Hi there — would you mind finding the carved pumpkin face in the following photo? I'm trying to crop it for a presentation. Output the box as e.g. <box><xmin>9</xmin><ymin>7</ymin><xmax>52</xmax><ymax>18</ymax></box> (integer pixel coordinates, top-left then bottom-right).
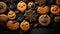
<box><xmin>51</xmin><ymin>5</ymin><xmax>60</xmax><ymax>15</ymax></box>
<box><xmin>17</xmin><ymin>1</ymin><xmax>27</xmax><ymax>13</ymax></box>
<box><xmin>0</xmin><ymin>2</ymin><xmax>7</xmax><ymax>13</ymax></box>
<box><xmin>37</xmin><ymin>6</ymin><xmax>49</xmax><ymax>14</ymax></box>
<box><xmin>28</xmin><ymin>2</ymin><xmax>35</xmax><ymax>9</ymax></box>
<box><xmin>0</xmin><ymin>14</ymin><xmax>8</xmax><ymax>23</ymax></box>
<box><xmin>7</xmin><ymin>21</ymin><xmax>19</xmax><ymax>30</ymax></box>
<box><xmin>8</xmin><ymin>10</ymin><xmax>16</xmax><ymax>20</ymax></box>
<box><xmin>20</xmin><ymin>20</ymin><xmax>30</xmax><ymax>32</ymax></box>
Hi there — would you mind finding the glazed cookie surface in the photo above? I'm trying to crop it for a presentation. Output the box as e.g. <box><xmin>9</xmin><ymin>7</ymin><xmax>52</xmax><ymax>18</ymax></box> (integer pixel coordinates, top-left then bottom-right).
<box><xmin>0</xmin><ymin>2</ymin><xmax>7</xmax><ymax>13</ymax></box>
<box><xmin>37</xmin><ymin>6</ymin><xmax>49</xmax><ymax>14</ymax></box>
<box><xmin>7</xmin><ymin>21</ymin><xmax>19</xmax><ymax>30</ymax></box>
<box><xmin>39</xmin><ymin>14</ymin><xmax>51</xmax><ymax>26</ymax></box>
<box><xmin>20</xmin><ymin>20</ymin><xmax>30</xmax><ymax>32</ymax></box>
<box><xmin>17</xmin><ymin>1</ymin><xmax>27</xmax><ymax>13</ymax></box>
<box><xmin>0</xmin><ymin>14</ymin><xmax>8</xmax><ymax>23</ymax></box>
<box><xmin>8</xmin><ymin>10</ymin><xmax>16</xmax><ymax>20</ymax></box>
<box><xmin>51</xmin><ymin>5</ymin><xmax>60</xmax><ymax>15</ymax></box>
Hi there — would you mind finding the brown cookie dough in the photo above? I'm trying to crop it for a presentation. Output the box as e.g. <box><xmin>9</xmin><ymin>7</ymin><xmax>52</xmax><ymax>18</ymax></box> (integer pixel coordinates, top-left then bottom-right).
<box><xmin>37</xmin><ymin>6</ymin><xmax>49</xmax><ymax>14</ymax></box>
<box><xmin>56</xmin><ymin>0</ymin><xmax>60</xmax><ymax>6</ymax></box>
<box><xmin>20</xmin><ymin>20</ymin><xmax>30</xmax><ymax>32</ymax></box>
<box><xmin>35</xmin><ymin>0</ymin><xmax>46</xmax><ymax>6</ymax></box>
<box><xmin>28</xmin><ymin>2</ymin><xmax>35</xmax><ymax>9</ymax></box>
<box><xmin>0</xmin><ymin>14</ymin><xmax>8</xmax><ymax>23</ymax></box>
<box><xmin>0</xmin><ymin>2</ymin><xmax>7</xmax><ymax>13</ymax></box>
<box><xmin>54</xmin><ymin>16</ymin><xmax>60</xmax><ymax>23</ymax></box>
<box><xmin>7</xmin><ymin>21</ymin><xmax>19</xmax><ymax>30</ymax></box>
<box><xmin>17</xmin><ymin>1</ymin><xmax>27</xmax><ymax>13</ymax></box>
<box><xmin>50</xmin><ymin>5</ymin><xmax>60</xmax><ymax>15</ymax></box>
<box><xmin>39</xmin><ymin>14</ymin><xmax>51</xmax><ymax>26</ymax></box>
<box><xmin>8</xmin><ymin>10</ymin><xmax>16</xmax><ymax>20</ymax></box>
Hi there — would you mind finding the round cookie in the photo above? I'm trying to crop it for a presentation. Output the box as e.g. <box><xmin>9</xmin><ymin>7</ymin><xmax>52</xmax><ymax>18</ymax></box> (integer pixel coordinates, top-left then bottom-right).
<box><xmin>39</xmin><ymin>14</ymin><xmax>51</xmax><ymax>26</ymax></box>
<box><xmin>7</xmin><ymin>21</ymin><xmax>19</xmax><ymax>30</ymax></box>
<box><xmin>17</xmin><ymin>1</ymin><xmax>27</xmax><ymax>13</ymax></box>
<box><xmin>54</xmin><ymin>16</ymin><xmax>60</xmax><ymax>23</ymax></box>
<box><xmin>8</xmin><ymin>10</ymin><xmax>16</xmax><ymax>20</ymax></box>
<box><xmin>28</xmin><ymin>2</ymin><xmax>35</xmax><ymax>9</ymax></box>
<box><xmin>56</xmin><ymin>0</ymin><xmax>60</xmax><ymax>6</ymax></box>
<box><xmin>37</xmin><ymin>6</ymin><xmax>49</xmax><ymax>14</ymax></box>
<box><xmin>0</xmin><ymin>2</ymin><xmax>7</xmax><ymax>13</ymax></box>
<box><xmin>20</xmin><ymin>20</ymin><xmax>30</xmax><ymax>32</ymax></box>
<box><xmin>51</xmin><ymin>5</ymin><xmax>60</xmax><ymax>15</ymax></box>
<box><xmin>0</xmin><ymin>14</ymin><xmax>8</xmax><ymax>23</ymax></box>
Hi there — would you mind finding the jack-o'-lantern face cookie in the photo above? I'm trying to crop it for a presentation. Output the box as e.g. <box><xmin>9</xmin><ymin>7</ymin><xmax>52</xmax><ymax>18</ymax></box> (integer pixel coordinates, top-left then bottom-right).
<box><xmin>7</xmin><ymin>21</ymin><xmax>19</xmax><ymax>30</ymax></box>
<box><xmin>17</xmin><ymin>1</ymin><xmax>27</xmax><ymax>13</ymax></box>
<box><xmin>56</xmin><ymin>0</ymin><xmax>60</xmax><ymax>6</ymax></box>
<box><xmin>8</xmin><ymin>10</ymin><xmax>16</xmax><ymax>20</ymax></box>
<box><xmin>51</xmin><ymin>5</ymin><xmax>60</xmax><ymax>15</ymax></box>
<box><xmin>37</xmin><ymin>6</ymin><xmax>49</xmax><ymax>14</ymax></box>
<box><xmin>28</xmin><ymin>2</ymin><xmax>35</xmax><ymax>9</ymax></box>
<box><xmin>0</xmin><ymin>14</ymin><xmax>8</xmax><ymax>23</ymax></box>
<box><xmin>20</xmin><ymin>20</ymin><xmax>30</xmax><ymax>32</ymax></box>
<box><xmin>39</xmin><ymin>15</ymin><xmax>51</xmax><ymax>26</ymax></box>
<box><xmin>0</xmin><ymin>2</ymin><xmax>7</xmax><ymax>13</ymax></box>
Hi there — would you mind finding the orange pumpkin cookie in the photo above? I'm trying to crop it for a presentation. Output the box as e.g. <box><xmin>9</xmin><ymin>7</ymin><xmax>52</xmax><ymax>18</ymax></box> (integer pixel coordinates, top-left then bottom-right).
<box><xmin>54</xmin><ymin>16</ymin><xmax>60</xmax><ymax>23</ymax></box>
<box><xmin>8</xmin><ymin>10</ymin><xmax>16</xmax><ymax>20</ymax></box>
<box><xmin>39</xmin><ymin>14</ymin><xmax>51</xmax><ymax>26</ymax></box>
<box><xmin>20</xmin><ymin>20</ymin><xmax>30</xmax><ymax>32</ymax></box>
<box><xmin>56</xmin><ymin>0</ymin><xmax>60</xmax><ymax>6</ymax></box>
<box><xmin>7</xmin><ymin>21</ymin><xmax>19</xmax><ymax>30</ymax></box>
<box><xmin>51</xmin><ymin>5</ymin><xmax>60</xmax><ymax>15</ymax></box>
<box><xmin>0</xmin><ymin>2</ymin><xmax>7</xmax><ymax>13</ymax></box>
<box><xmin>37</xmin><ymin>6</ymin><xmax>49</xmax><ymax>14</ymax></box>
<box><xmin>17</xmin><ymin>1</ymin><xmax>27</xmax><ymax>13</ymax></box>
<box><xmin>28</xmin><ymin>2</ymin><xmax>35</xmax><ymax>9</ymax></box>
<box><xmin>0</xmin><ymin>14</ymin><xmax>8</xmax><ymax>23</ymax></box>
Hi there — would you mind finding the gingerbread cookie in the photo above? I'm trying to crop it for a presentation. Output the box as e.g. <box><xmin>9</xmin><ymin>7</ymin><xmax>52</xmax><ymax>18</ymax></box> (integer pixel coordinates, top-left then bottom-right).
<box><xmin>7</xmin><ymin>21</ymin><xmax>19</xmax><ymax>30</ymax></box>
<box><xmin>20</xmin><ymin>20</ymin><xmax>30</xmax><ymax>32</ymax></box>
<box><xmin>17</xmin><ymin>1</ymin><xmax>27</xmax><ymax>13</ymax></box>
<box><xmin>56</xmin><ymin>0</ymin><xmax>60</xmax><ymax>6</ymax></box>
<box><xmin>28</xmin><ymin>2</ymin><xmax>35</xmax><ymax>9</ymax></box>
<box><xmin>39</xmin><ymin>14</ymin><xmax>51</xmax><ymax>26</ymax></box>
<box><xmin>0</xmin><ymin>2</ymin><xmax>7</xmax><ymax>13</ymax></box>
<box><xmin>0</xmin><ymin>14</ymin><xmax>8</xmax><ymax>23</ymax></box>
<box><xmin>54</xmin><ymin>16</ymin><xmax>60</xmax><ymax>23</ymax></box>
<box><xmin>51</xmin><ymin>5</ymin><xmax>60</xmax><ymax>15</ymax></box>
<box><xmin>8</xmin><ymin>10</ymin><xmax>16</xmax><ymax>20</ymax></box>
<box><xmin>37</xmin><ymin>6</ymin><xmax>49</xmax><ymax>14</ymax></box>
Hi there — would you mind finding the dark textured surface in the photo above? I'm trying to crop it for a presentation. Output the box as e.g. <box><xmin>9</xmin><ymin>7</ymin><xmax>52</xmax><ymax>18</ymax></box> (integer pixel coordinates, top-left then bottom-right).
<box><xmin>0</xmin><ymin>0</ymin><xmax>60</xmax><ymax>34</ymax></box>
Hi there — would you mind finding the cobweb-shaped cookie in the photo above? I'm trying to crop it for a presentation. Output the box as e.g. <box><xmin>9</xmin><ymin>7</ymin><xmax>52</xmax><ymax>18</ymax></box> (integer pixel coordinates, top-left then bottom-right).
<box><xmin>24</xmin><ymin>9</ymin><xmax>38</xmax><ymax>22</ymax></box>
